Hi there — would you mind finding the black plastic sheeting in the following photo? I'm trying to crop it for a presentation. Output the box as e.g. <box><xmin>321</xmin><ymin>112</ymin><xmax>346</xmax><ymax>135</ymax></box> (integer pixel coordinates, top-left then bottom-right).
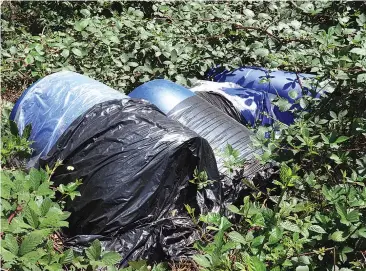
<box><xmin>195</xmin><ymin>91</ymin><xmax>244</xmax><ymax>124</ymax></box>
<box><xmin>167</xmin><ymin>95</ymin><xmax>262</xmax><ymax>176</ymax></box>
<box><xmin>40</xmin><ymin>99</ymin><xmax>222</xmax><ymax>265</ymax></box>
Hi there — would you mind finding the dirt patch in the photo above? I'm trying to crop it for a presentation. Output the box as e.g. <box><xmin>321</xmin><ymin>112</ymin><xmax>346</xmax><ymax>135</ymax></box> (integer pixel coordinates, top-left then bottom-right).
<box><xmin>1</xmin><ymin>88</ymin><xmax>23</xmax><ymax>103</ymax></box>
<box><xmin>170</xmin><ymin>260</ymin><xmax>199</xmax><ymax>271</ymax></box>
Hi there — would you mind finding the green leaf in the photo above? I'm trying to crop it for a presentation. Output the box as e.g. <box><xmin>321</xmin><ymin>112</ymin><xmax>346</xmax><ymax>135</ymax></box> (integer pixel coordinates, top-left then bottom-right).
<box><xmin>280</xmin><ymin>164</ymin><xmax>292</xmax><ymax>183</ymax></box>
<box><xmin>228</xmin><ymin>231</ymin><xmax>246</xmax><ymax>245</ymax></box>
<box><xmin>102</xmin><ymin>251</ymin><xmax>122</xmax><ymax>265</ymax></box>
<box><xmin>171</xmin><ymin>49</ymin><xmax>177</xmax><ymax>62</ymax></box>
<box><xmin>299</xmin><ymin>255</ymin><xmax>310</xmax><ymax>265</ymax></box>
<box><xmin>36</xmin><ymin>181</ymin><xmax>54</xmax><ymax>196</ymax></box>
<box><xmin>321</xmin><ymin>133</ymin><xmax>329</xmax><ymax>144</ymax></box>
<box><xmin>7</xmin><ymin>217</ymin><xmax>33</xmax><ymax>233</ymax></box>
<box><xmin>61</xmin><ymin>49</ymin><xmax>69</xmax><ymax>58</ymax></box>
<box><xmin>60</xmin><ymin>249</ymin><xmax>74</xmax><ymax>264</ymax></box>
<box><xmin>288</xmin><ymin>90</ymin><xmax>298</xmax><ymax>99</ymax></box>
<box><xmin>254</xmin><ymin>48</ymin><xmax>269</xmax><ymax>57</ymax></box>
<box><xmin>85</xmin><ymin>239</ymin><xmax>102</xmax><ymax>261</ymax></box>
<box><xmin>128</xmin><ymin>62</ymin><xmax>139</xmax><ymax>67</ymax></box>
<box><xmin>346</xmin><ymin>210</ymin><xmax>359</xmax><ymax>223</ymax></box>
<box><xmin>34</xmin><ymin>55</ymin><xmax>45</xmax><ymax>62</ymax></box>
<box><xmin>357</xmin><ymin>73</ymin><xmax>366</xmax><ymax>83</ymax></box>
<box><xmin>235</xmin><ymin>262</ymin><xmax>247</xmax><ymax>270</ymax></box>
<box><xmin>202</xmin><ymin>212</ymin><xmax>219</xmax><ymax>226</ymax></box>
<box><xmin>219</xmin><ymin>216</ymin><xmax>232</xmax><ymax>231</ymax></box>
<box><xmin>227</xmin><ymin>204</ymin><xmax>240</xmax><ymax>214</ymax></box>
<box><xmin>296</xmin><ymin>266</ymin><xmax>309</xmax><ymax>271</ymax></box>
<box><xmin>34</xmin><ymin>44</ymin><xmax>44</xmax><ymax>54</ymax></box>
<box><xmin>0</xmin><ymin>247</ymin><xmax>16</xmax><ymax>262</ymax></box>
<box><xmin>23</xmin><ymin>124</ymin><xmax>32</xmax><ymax>139</ymax></box>
<box><xmin>9</xmin><ymin>46</ymin><xmax>17</xmax><ymax>55</ymax></box>
<box><xmin>358</xmin><ymin>228</ymin><xmax>366</xmax><ymax>238</ymax></box>
<box><xmin>299</xmin><ymin>98</ymin><xmax>308</xmax><ymax>109</ymax></box>
<box><xmin>80</xmin><ymin>9</ymin><xmax>91</xmax><ymax>17</ymax></box>
<box><xmin>330</xmin><ymin>111</ymin><xmax>337</xmax><ymax>119</ymax></box>
<box><xmin>4</xmin><ymin>235</ymin><xmax>19</xmax><ymax>255</ymax></box>
<box><xmin>252</xmin><ymin>213</ymin><xmax>265</xmax><ymax>227</ymax></box>
<box><xmin>251</xmin><ymin>235</ymin><xmax>265</xmax><ymax>247</ymax></box>
<box><xmin>243</xmin><ymin>8</ymin><xmax>255</xmax><ymax>18</ymax></box>
<box><xmin>268</xmin><ymin>226</ymin><xmax>283</xmax><ymax>244</ymax></box>
<box><xmin>280</xmin><ymin>221</ymin><xmax>301</xmax><ymax>233</ymax></box>
<box><xmin>334</xmin><ymin>136</ymin><xmax>349</xmax><ymax>144</ymax></box>
<box><xmin>192</xmin><ymin>254</ymin><xmax>211</xmax><ymax>268</ymax></box>
<box><xmin>72</xmin><ymin>48</ymin><xmax>83</xmax><ymax>57</ymax></box>
<box><xmin>109</xmin><ymin>35</ymin><xmax>120</xmax><ymax>44</ymax></box>
<box><xmin>335</xmin><ymin>70</ymin><xmax>349</xmax><ymax>80</ymax></box>
<box><xmin>274</xmin><ymin>98</ymin><xmax>292</xmax><ymax>112</ymax></box>
<box><xmin>24</xmin><ymin>206</ymin><xmax>39</xmax><ymax>228</ymax></box>
<box><xmin>308</xmin><ymin>225</ymin><xmax>326</xmax><ymax>234</ymax></box>
<box><xmin>19</xmin><ymin>230</ymin><xmax>47</xmax><ymax>256</ymax></box>
<box><xmin>330</xmin><ymin>230</ymin><xmax>346</xmax><ymax>242</ymax></box>
<box><xmin>342</xmin><ymin>246</ymin><xmax>354</xmax><ymax>254</ymax></box>
<box><xmin>25</xmin><ymin>54</ymin><xmax>34</xmax><ymax>65</ymax></box>
<box><xmin>301</xmin><ymin>127</ymin><xmax>309</xmax><ymax>138</ymax></box>
<box><xmin>129</xmin><ymin>260</ymin><xmax>148</xmax><ymax>269</ymax></box>
<box><xmin>335</xmin><ymin>203</ymin><xmax>348</xmax><ymax>224</ymax></box>
<box><xmin>46</xmin><ymin>263</ymin><xmax>63</xmax><ymax>271</ymax></box>
<box><xmin>74</xmin><ymin>19</ymin><xmax>89</xmax><ymax>31</ymax></box>
<box><xmin>9</xmin><ymin>120</ymin><xmax>19</xmax><ymax>136</ymax></box>
<box><xmin>249</xmin><ymin>255</ymin><xmax>266</xmax><ymax>271</ymax></box>
<box><xmin>39</xmin><ymin>208</ymin><xmax>69</xmax><ymax>229</ymax></box>
<box><xmin>350</xmin><ymin>47</ymin><xmax>366</xmax><ymax>56</ymax></box>
<box><xmin>20</xmin><ymin>249</ymin><xmax>45</xmax><ymax>263</ymax></box>
<box><xmin>330</xmin><ymin>154</ymin><xmax>342</xmax><ymax>164</ymax></box>
<box><xmin>29</xmin><ymin>168</ymin><xmax>42</xmax><ymax>191</ymax></box>
<box><xmin>159</xmin><ymin>5</ymin><xmax>169</xmax><ymax>11</ymax></box>
<box><xmin>40</xmin><ymin>197</ymin><xmax>53</xmax><ymax>216</ymax></box>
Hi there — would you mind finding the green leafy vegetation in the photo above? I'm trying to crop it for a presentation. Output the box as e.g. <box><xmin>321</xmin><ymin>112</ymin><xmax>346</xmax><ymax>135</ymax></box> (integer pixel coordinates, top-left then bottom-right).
<box><xmin>0</xmin><ymin>164</ymin><xmax>122</xmax><ymax>270</ymax></box>
<box><xmin>1</xmin><ymin>1</ymin><xmax>365</xmax><ymax>270</ymax></box>
<box><xmin>1</xmin><ymin>102</ymin><xmax>32</xmax><ymax>168</ymax></box>
<box><xmin>1</xmin><ymin>106</ymin><xmax>122</xmax><ymax>270</ymax></box>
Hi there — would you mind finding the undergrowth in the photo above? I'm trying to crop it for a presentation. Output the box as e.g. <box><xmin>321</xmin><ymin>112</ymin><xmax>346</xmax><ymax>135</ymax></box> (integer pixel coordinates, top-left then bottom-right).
<box><xmin>1</xmin><ymin>1</ymin><xmax>366</xmax><ymax>270</ymax></box>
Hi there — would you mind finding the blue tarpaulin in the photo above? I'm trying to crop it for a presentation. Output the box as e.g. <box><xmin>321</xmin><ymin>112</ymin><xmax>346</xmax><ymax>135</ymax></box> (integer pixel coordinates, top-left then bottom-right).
<box><xmin>207</xmin><ymin>66</ymin><xmax>332</xmax><ymax>125</ymax></box>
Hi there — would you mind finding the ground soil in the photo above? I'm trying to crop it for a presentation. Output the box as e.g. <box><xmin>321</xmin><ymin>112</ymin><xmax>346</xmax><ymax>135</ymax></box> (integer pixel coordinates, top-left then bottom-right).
<box><xmin>2</xmin><ymin>88</ymin><xmax>22</xmax><ymax>103</ymax></box>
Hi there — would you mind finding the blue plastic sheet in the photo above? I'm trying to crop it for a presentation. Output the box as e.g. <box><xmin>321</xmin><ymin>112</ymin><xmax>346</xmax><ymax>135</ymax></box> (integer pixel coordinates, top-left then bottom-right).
<box><xmin>10</xmin><ymin>71</ymin><xmax>127</xmax><ymax>167</ymax></box>
<box><xmin>191</xmin><ymin>80</ymin><xmax>274</xmax><ymax>126</ymax></box>
<box><xmin>207</xmin><ymin>66</ymin><xmax>332</xmax><ymax>124</ymax></box>
<box><xmin>208</xmin><ymin>66</ymin><xmax>322</xmax><ymax>99</ymax></box>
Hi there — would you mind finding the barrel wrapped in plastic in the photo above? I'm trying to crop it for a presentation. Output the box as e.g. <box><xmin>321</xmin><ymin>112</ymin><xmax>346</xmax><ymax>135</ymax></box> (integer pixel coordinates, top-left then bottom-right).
<box><xmin>129</xmin><ymin>79</ymin><xmax>262</xmax><ymax>177</ymax></box>
<box><xmin>10</xmin><ymin>72</ymin><xmax>222</xmax><ymax>264</ymax></box>
<box><xmin>10</xmin><ymin>71</ymin><xmax>127</xmax><ymax>167</ymax></box>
